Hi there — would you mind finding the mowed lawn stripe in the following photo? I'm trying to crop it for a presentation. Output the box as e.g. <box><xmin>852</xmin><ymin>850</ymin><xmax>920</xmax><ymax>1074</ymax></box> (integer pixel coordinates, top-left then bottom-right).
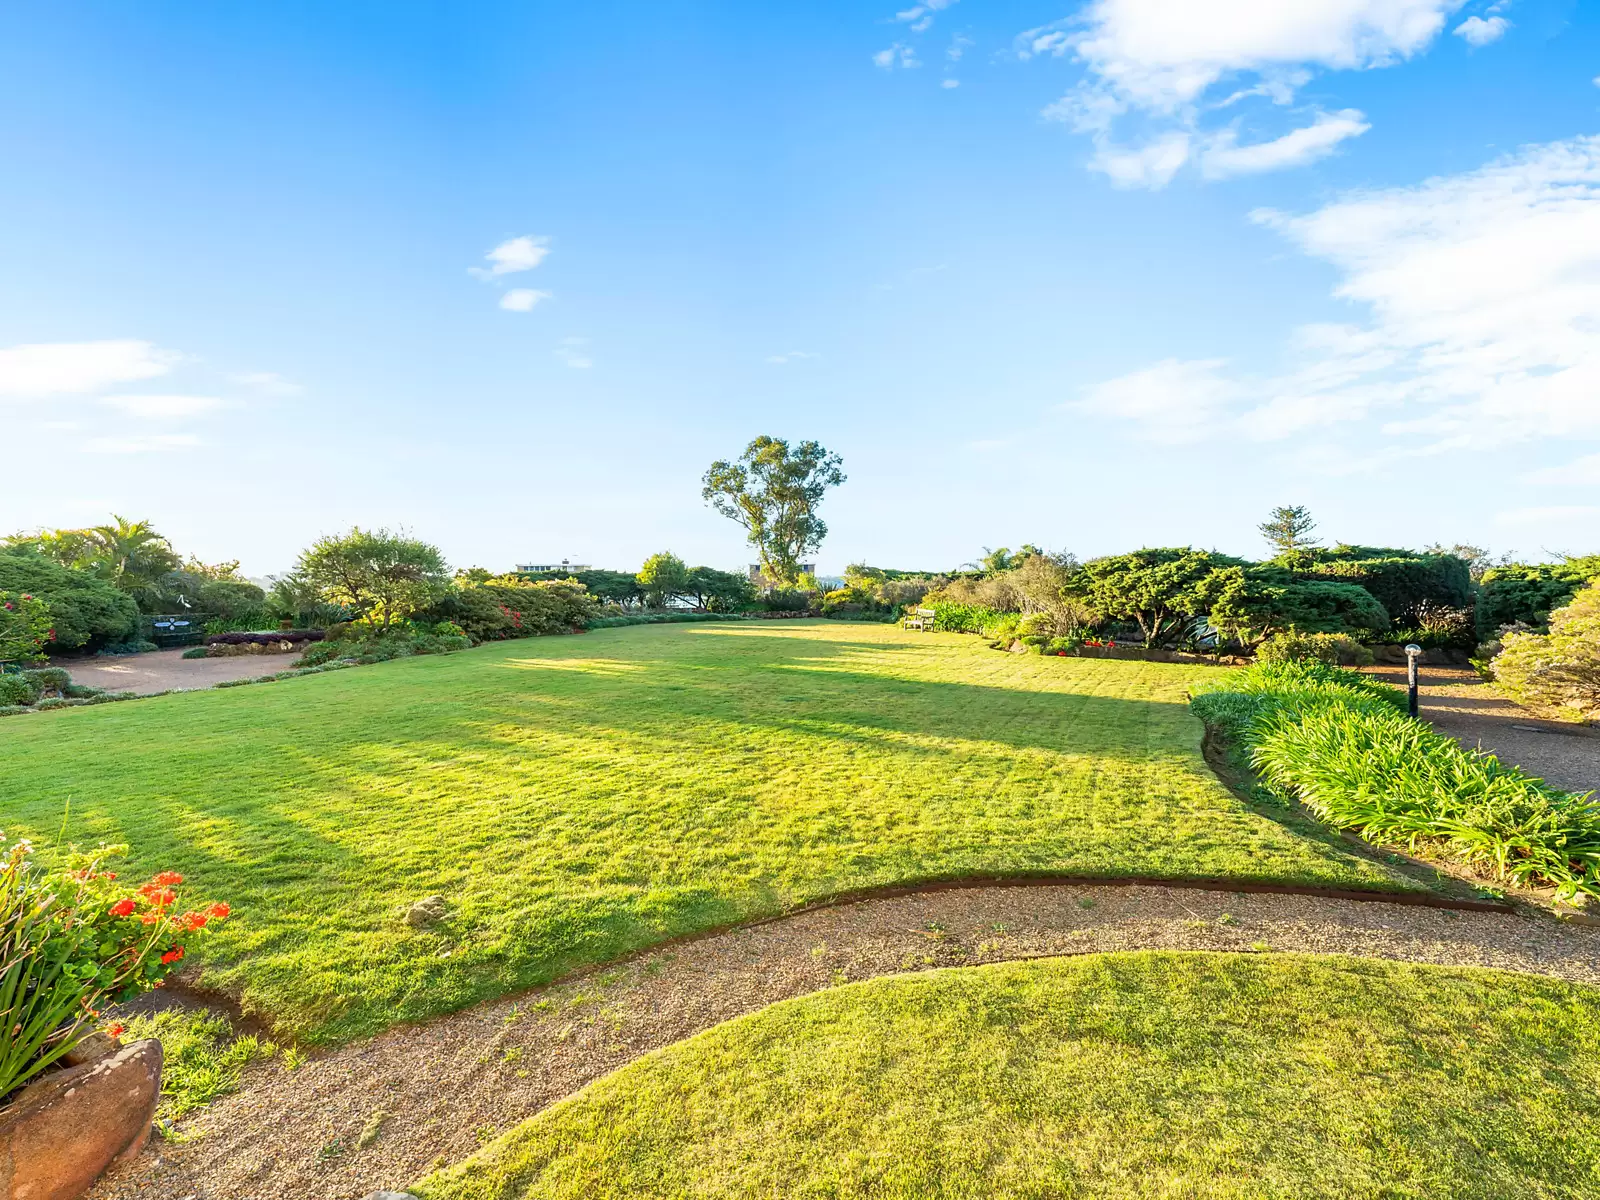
<box><xmin>413</xmin><ymin>952</ymin><xmax>1600</xmax><ymax>1200</ymax></box>
<box><xmin>1</xmin><ymin>622</ymin><xmax>1409</xmax><ymax>1043</ymax></box>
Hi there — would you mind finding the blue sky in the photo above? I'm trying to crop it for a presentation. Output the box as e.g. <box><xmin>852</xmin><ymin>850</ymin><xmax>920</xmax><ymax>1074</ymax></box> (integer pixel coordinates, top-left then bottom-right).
<box><xmin>2</xmin><ymin>0</ymin><xmax>1597</xmax><ymax>576</ymax></box>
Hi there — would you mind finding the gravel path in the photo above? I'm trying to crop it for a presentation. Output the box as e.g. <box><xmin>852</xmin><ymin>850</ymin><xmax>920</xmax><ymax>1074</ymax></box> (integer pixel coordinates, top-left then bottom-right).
<box><xmin>89</xmin><ymin>882</ymin><xmax>1600</xmax><ymax>1200</ymax></box>
<box><xmin>1365</xmin><ymin>664</ymin><xmax>1598</xmax><ymax>796</ymax></box>
<box><xmin>58</xmin><ymin>648</ymin><xmax>299</xmax><ymax>695</ymax></box>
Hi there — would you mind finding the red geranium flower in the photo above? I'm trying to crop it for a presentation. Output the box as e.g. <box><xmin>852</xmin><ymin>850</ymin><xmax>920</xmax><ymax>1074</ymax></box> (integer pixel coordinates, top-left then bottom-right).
<box><xmin>105</xmin><ymin>1022</ymin><xmax>126</xmax><ymax>1039</ymax></box>
<box><xmin>180</xmin><ymin>911</ymin><xmax>208</xmax><ymax>931</ymax></box>
<box><xmin>108</xmin><ymin>898</ymin><xmax>137</xmax><ymax>918</ymax></box>
<box><xmin>149</xmin><ymin>871</ymin><xmax>184</xmax><ymax>887</ymax></box>
<box><xmin>207</xmin><ymin>902</ymin><xmax>231</xmax><ymax>920</ymax></box>
<box><xmin>160</xmin><ymin>947</ymin><xmax>184</xmax><ymax>965</ymax></box>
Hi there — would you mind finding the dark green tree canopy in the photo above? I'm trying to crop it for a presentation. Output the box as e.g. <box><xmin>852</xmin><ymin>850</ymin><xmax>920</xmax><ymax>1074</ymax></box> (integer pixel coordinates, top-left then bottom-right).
<box><xmin>0</xmin><ymin>546</ymin><xmax>140</xmax><ymax>651</ymax></box>
<box><xmin>1065</xmin><ymin>548</ymin><xmax>1248</xmax><ymax>645</ymax></box>
<box><xmin>702</xmin><ymin>436</ymin><xmax>845</xmax><ymax>586</ymax></box>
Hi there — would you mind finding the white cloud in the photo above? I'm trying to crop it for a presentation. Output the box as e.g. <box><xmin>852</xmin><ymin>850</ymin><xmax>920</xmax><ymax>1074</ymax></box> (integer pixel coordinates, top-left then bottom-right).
<box><xmin>470</xmin><ymin>235</ymin><xmax>550</xmax><ymax>279</ymax></box>
<box><xmin>1077</xmin><ymin>357</ymin><xmax>1242</xmax><ymax>441</ymax></box>
<box><xmin>1526</xmin><ymin>454</ymin><xmax>1600</xmax><ymax>485</ymax></box>
<box><xmin>500</xmin><ymin>288</ymin><xmax>552</xmax><ymax>312</ymax></box>
<box><xmin>1031</xmin><ymin>0</ymin><xmax>1460</xmax><ymax>186</ymax></box>
<box><xmin>555</xmin><ymin>337</ymin><xmax>592</xmax><ymax>369</ymax></box>
<box><xmin>1066</xmin><ymin>0</ymin><xmax>1457</xmax><ymax>112</ymax></box>
<box><xmin>83</xmin><ymin>433</ymin><xmax>201</xmax><ymax>455</ymax></box>
<box><xmin>948</xmin><ymin>35</ymin><xmax>973</xmax><ymax>61</ymax></box>
<box><xmin>1090</xmin><ymin>132</ymin><xmax>1192</xmax><ymax>188</ymax></box>
<box><xmin>1453</xmin><ymin>15</ymin><xmax>1509</xmax><ymax>46</ymax></box>
<box><xmin>0</xmin><ymin>340</ymin><xmax>176</xmax><ymax>400</ymax></box>
<box><xmin>941</xmin><ymin>78</ymin><xmax>961</xmax><ymax>88</ymax></box>
<box><xmin>1082</xmin><ymin>134</ymin><xmax>1600</xmax><ymax>464</ymax></box>
<box><xmin>766</xmin><ymin>350</ymin><xmax>819</xmax><ymax>365</ymax></box>
<box><xmin>230</xmin><ymin>371</ymin><xmax>303</xmax><ymax>396</ymax></box>
<box><xmin>874</xmin><ymin>43</ymin><xmax>919</xmax><ymax>69</ymax></box>
<box><xmin>101</xmin><ymin>394</ymin><xmax>223</xmax><ymax>419</ymax></box>
<box><xmin>1200</xmin><ymin>109</ymin><xmax>1370</xmax><ymax>178</ymax></box>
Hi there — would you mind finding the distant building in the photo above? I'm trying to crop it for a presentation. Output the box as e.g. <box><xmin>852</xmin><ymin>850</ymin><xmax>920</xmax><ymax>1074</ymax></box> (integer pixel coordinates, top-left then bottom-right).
<box><xmin>748</xmin><ymin>563</ymin><xmax>816</xmax><ymax>584</ymax></box>
<box><xmin>516</xmin><ymin>559</ymin><xmax>592</xmax><ymax>575</ymax></box>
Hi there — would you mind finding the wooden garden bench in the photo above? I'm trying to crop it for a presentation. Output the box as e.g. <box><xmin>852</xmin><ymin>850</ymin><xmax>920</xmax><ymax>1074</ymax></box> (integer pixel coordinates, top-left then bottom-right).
<box><xmin>902</xmin><ymin>607</ymin><xmax>936</xmax><ymax>631</ymax></box>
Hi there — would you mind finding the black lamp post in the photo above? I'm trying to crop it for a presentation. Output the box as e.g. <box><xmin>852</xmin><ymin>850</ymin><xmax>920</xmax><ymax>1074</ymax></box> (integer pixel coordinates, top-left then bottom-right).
<box><xmin>1404</xmin><ymin>643</ymin><xmax>1422</xmax><ymax>719</ymax></box>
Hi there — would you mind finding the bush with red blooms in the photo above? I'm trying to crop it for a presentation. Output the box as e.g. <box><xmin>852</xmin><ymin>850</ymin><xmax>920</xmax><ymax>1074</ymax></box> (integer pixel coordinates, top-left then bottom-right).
<box><xmin>0</xmin><ymin>591</ymin><xmax>54</xmax><ymax>664</ymax></box>
<box><xmin>0</xmin><ymin>837</ymin><xmax>230</xmax><ymax>1102</ymax></box>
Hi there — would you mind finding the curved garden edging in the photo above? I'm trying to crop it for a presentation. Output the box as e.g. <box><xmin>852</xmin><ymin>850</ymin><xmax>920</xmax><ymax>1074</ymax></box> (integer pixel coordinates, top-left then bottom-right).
<box><xmin>90</xmin><ymin>880</ymin><xmax>1596</xmax><ymax>1200</ymax></box>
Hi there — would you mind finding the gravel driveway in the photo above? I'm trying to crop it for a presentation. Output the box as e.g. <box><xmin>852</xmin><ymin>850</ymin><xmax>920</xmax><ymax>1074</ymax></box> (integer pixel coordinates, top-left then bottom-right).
<box><xmin>60</xmin><ymin>648</ymin><xmax>301</xmax><ymax>695</ymax></box>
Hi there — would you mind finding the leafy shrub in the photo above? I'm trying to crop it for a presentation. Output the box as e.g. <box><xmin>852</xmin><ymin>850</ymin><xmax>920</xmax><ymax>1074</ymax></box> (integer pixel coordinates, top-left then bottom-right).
<box><xmin>0</xmin><ymin>674</ymin><xmax>40</xmax><ymax>706</ymax></box>
<box><xmin>433</xmin><ymin>578</ymin><xmax>600</xmax><ymax>642</ymax></box>
<box><xmin>928</xmin><ymin>602</ymin><xmax>1013</xmax><ymax>635</ymax></box>
<box><xmin>293</xmin><ymin>641</ymin><xmax>353</xmax><ymax>667</ymax></box>
<box><xmin>0</xmin><ymin>549</ymin><xmax>141</xmax><ymax>652</ymax></box>
<box><xmin>760</xmin><ymin>588</ymin><xmax>813</xmax><ymax>613</ymax></box>
<box><xmin>292</xmin><ymin>623</ymin><xmax>468</xmax><ymax>669</ymax></box>
<box><xmin>0</xmin><ymin>840</ymin><xmax>231</xmax><ymax>1102</ymax></box>
<box><xmin>1477</xmin><ymin>557</ymin><xmax>1600</xmax><ymax>640</ymax></box>
<box><xmin>1192</xmin><ymin>661</ymin><xmax>1600</xmax><ymax>900</ymax></box>
<box><xmin>585</xmin><ymin>613</ymin><xmax>742</xmax><ymax>629</ymax></box>
<box><xmin>1</xmin><ymin>591</ymin><xmax>55</xmax><ymax>663</ymax></box>
<box><xmin>1492</xmin><ymin>581</ymin><xmax>1600</xmax><ymax>722</ymax></box>
<box><xmin>182</xmin><ymin>646</ymin><xmax>210</xmax><ymax>659</ymax></box>
<box><xmin>23</xmin><ymin>667</ymin><xmax>70</xmax><ymax>694</ymax></box>
<box><xmin>1255</xmin><ymin>631</ymin><xmax>1373</xmax><ymax>667</ymax></box>
<box><xmin>200</xmin><ymin>613</ymin><xmax>276</xmax><ymax>635</ymax></box>
<box><xmin>1391</xmin><ymin>602</ymin><xmax>1477</xmax><ymax>651</ymax></box>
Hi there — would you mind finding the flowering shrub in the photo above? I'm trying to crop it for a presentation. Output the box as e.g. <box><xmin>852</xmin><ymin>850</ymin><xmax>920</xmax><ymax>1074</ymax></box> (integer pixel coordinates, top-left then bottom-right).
<box><xmin>1493</xmin><ymin>581</ymin><xmax>1600</xmax><ymax>722</ymax></box>
<box><xmin>0</xmin><ymin>592</ymin><xmax>54</xmax><ymax>664</ymax></box>
<box><xmin>0</xmin><ymin>837</ymin><xmax>229</xmax><ymax>1102</ymax></box>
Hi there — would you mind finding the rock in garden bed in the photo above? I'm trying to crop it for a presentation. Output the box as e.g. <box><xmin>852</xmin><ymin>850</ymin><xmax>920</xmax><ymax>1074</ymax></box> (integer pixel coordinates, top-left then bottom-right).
<box><xmin>0</xmin><ymin>1038</ymin><xmax>162</xmax><ymax>1200</ymax></box>
<box><xmin>202</xmin><ymin>630</ymin><xmax>326</xmax><ymax>657</ymax></box>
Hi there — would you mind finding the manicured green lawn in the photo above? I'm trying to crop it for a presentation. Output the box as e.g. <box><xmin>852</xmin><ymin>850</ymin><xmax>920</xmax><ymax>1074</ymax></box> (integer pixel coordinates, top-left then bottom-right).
<box><xmin>414</xmin><ymin>952</ymin><xmax>1600</xmax><ymax>1200</ymax></box>
<box><xmin>3</xmin><ymin>622</ymin><xmax>1408</xmax><ymax>1043</ymax></box>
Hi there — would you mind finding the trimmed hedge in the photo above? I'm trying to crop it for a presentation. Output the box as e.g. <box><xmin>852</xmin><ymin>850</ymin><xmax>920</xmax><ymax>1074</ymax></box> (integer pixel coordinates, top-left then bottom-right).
<box><xmin>585</xmin><ymin>612</ymin><xmax>744</xmax><ymax>629</ymax></box>
<box><xmin>1296</xmin><ymin>552</ymin><xmax>1471</xmax><ymax>628</ymax></box>
<box><xmin>1192</xmin><ymin>661</ymin><xmax>1600</xmax><ymax>900</ymax></box>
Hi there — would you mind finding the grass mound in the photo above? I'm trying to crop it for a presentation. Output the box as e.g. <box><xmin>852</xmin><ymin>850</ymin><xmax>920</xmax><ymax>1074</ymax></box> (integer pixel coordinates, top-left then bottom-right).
<box><xmin>4</xmin><ymin>623</ymin><xmax>1409</xmax><ymax>1044</ymax></box>
<box><xmin>413</xmin><ymin>951</ymin><xmax>1600</xmax><ymax>1200</ymax></box>
<box><xmin>1192</xmin><ymin>660</ymin><xmax>1600</xmax><ymax>899</ymax></box>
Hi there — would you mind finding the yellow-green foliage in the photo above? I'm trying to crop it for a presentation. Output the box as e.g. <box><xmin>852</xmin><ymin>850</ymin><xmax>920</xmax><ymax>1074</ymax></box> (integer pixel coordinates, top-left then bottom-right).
<box><xmin>413</xmin><ymin>952</ymin><xmax>1600</xmax><ymax>1200</ymax></box>
<box><xmin>1493</xmin><ymin>580</ymin><xmax>1600</xmax><ymax>721</ymax></box>
<box><xmin>3</xmin><ymin>623</ymin><xmax>1410</xmax><ymax>1045</ymax></box>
